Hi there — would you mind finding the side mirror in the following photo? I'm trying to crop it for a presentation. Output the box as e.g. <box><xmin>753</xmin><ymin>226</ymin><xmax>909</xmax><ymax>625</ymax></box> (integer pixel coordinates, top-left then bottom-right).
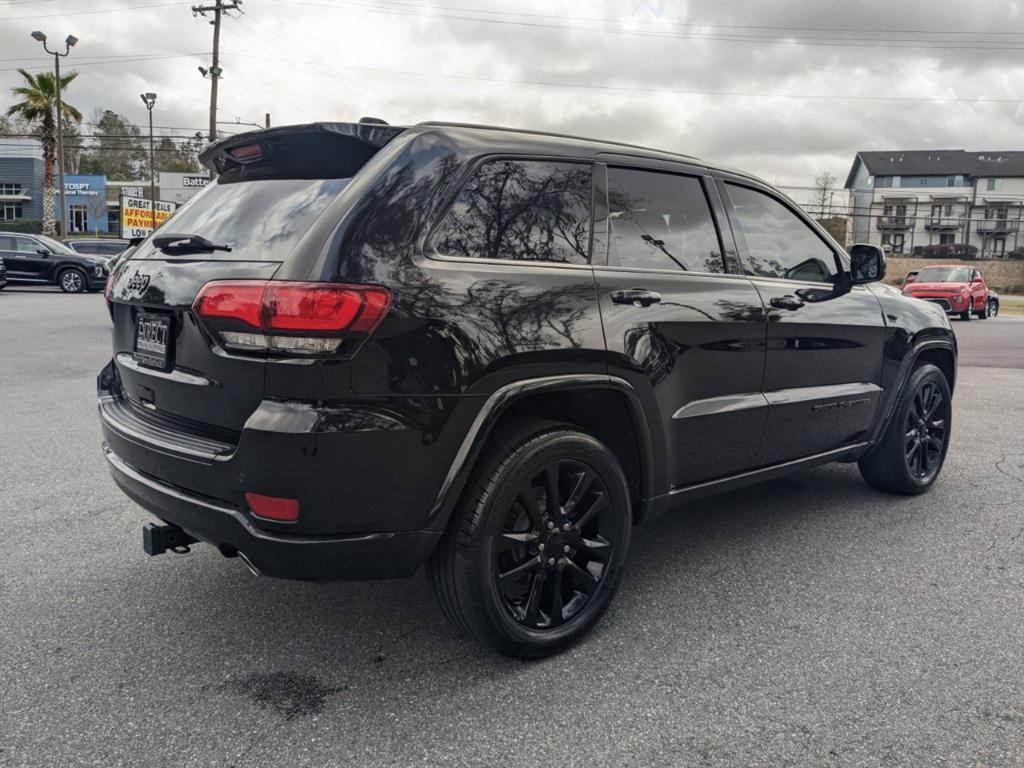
<box><xmin>848</xmin><ymin>243</ymin><xmax>886</xmax><ymax>284</ymax></box>
<box><xmin>36</xmin><ymin>248</ymin><xmax>51</xmax><ymax>257</ymax></box>
<box><xmin>971</xmin><ymin>276</ymin><xmax>984</xmax><ymax>284</ymax></box>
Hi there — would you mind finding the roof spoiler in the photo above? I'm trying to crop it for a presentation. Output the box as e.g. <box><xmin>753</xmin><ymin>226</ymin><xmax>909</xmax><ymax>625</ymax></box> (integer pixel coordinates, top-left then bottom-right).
<box><xmin>199</xmin><ymin>120</ymin><xmax>409</xmax><ymax>178</ymax></box>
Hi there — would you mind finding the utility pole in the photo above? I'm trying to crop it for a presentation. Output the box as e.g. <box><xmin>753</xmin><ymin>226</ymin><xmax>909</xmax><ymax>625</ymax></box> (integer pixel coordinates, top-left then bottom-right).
<box><xmin>193</xmin><ymin>0</ymin><xmax>241</xmax><ymax>143</ymax></box>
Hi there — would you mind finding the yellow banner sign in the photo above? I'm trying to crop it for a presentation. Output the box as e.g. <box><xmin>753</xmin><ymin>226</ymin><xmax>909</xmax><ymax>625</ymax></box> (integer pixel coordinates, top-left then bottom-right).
<box><xmin>120</xmin><ymin>195</ymin><xmax>176</xmax><ymax>238</ymax></box>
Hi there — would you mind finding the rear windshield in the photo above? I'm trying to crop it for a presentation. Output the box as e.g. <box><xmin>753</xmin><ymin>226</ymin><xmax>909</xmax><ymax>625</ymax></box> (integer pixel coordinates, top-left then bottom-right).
<box><xmin>132</xmin><ymin>177</ymin><xmax>349</xmax><ymax>261</ymax></box>
<box><xmin>916</xmin><ymin>266</ymin><xmax>971</xmax><ymax>283</ymax></box>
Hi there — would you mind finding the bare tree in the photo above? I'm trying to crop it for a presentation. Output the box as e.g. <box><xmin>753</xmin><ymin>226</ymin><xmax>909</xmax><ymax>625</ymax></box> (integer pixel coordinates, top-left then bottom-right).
<box><xmin>84</xmin><ymin>192</ymin><xmax>108</xmax><ymax>237</ymax></box>
<box><xmin>812</xmin><ymin>171</ymin><xmax>837</xmax><ymax>218</ymax></box>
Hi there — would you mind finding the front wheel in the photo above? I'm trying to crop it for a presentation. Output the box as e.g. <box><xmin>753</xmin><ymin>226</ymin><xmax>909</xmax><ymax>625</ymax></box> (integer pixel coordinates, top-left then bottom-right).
<box><xmin>859</xmin><ymin>363</ymin><xmax>952</xmax><ymax>495</ymax></box>
<box><xmin>989</xmin><ymin>299</ymin><xmax>999</xmax><ymax>318</ymax></box>
<box><xmin>428</xmin><ymin>419</ymin><xmax>632</xmax><ymax>658</ymax></box>
<box><xmin>57</xmin><ymin>268</ymin><xmax>87</xmax><ymax>293</ymax></box>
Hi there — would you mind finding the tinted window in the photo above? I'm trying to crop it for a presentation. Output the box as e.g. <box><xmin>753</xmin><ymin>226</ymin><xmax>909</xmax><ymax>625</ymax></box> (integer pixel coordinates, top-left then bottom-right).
<box><xmin>133</xmin><ymin>178</ymin><xmax>350</xmax><ymax>262</ymax></box>
<box><xmin>433</xmin><ymin>159</ymin><xmax>592</xmax><ymax>264</ymax></box>
<box><xmin>607</xmin><ymin>168</ymin><xmax>723</xmax><ymax>273</ymax></box>
<box><xmin>726</xmin><ymin>184</ymin><xmax>839</xmax><ymax>282</ymax></box>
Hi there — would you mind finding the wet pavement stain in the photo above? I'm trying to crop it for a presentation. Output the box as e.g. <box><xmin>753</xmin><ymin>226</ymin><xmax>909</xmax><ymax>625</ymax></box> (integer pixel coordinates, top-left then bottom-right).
<box><xmin>223</xmin><ymin>671</ymin><xmax>348</xmax><ymax>720</ymax></box>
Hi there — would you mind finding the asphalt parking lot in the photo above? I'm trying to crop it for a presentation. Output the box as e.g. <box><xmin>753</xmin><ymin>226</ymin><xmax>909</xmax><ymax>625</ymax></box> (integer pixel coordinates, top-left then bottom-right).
<box><xmin>1</xmin><ymin>286</ymin><xmax>1021</xmax><ymax>768</ymax></box>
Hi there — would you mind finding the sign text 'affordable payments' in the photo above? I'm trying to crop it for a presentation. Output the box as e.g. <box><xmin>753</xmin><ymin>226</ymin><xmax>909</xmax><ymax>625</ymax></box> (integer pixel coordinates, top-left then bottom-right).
<box><xmin>121</xmin><ymin>196</ymin><xmax>176</xmax><ymax>238</ymax></box>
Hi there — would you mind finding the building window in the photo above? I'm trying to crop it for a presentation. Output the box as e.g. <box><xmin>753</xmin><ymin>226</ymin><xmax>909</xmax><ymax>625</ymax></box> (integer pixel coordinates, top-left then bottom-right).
<box><xmin>986</xmin><ymin>178</ymin><xmax>998</xmax><ymax>191</ymax></box>
<box><xmin>993</xmin><ymin>238</ymin><xmax>1006</xmax><ymax>256</ymax></box>
<box><xmin>0</xmin><ymin>182</ymin><xmax>23</xmax><ymax>196</ymax></box>
<box><xmin>1</xmin><ymin>201</ymin><xmax>23</xmax><ymax>220</ymax></box>
<box><xmin>107</xmin><ymin>208</ymin><xmax>120</xmax><ymax>233</ymax></box>
<box><xmin>69</xmin><ymin>204</ymin><xmax>88</xmax><ymax>233</ymax></box>
<box><xmin>939</xmin><ymin>233</ymin><xmax>955</xmax><ymax>245</ymax></box>
<box><xmin>875</xmin><ymin>177</ymin><xmax>893</xmax><ymax>188</ymax></box>
<box><xmin>890</xmin><ymin>234</ymin><xmax>905</xmax><ymax>254</ymax></box>
<box><xmin>986</xmin><ymin>206</ymin><xmax>1008</xmax><ymax>220</ymax></box>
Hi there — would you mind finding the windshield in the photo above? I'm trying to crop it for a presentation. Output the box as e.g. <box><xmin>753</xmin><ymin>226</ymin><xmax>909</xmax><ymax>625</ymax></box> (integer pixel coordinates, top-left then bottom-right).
<box><xmin>916</xmin><ymin>267</ymin><xmax>971</xmax><ymax>283</ymax></box>
<box><xmin>36</xmin><ymin>235</ymin><xmax>77</xmax><ymax>255</ymax></box>
<box><xmin>132</xmin><ymin>177</ymin><xmax>350</xmax><ymax>261</ymax></box>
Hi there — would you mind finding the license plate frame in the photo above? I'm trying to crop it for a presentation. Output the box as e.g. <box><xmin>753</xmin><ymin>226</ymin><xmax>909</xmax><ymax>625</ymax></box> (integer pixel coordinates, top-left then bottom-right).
<box><xmin>134</xmin><ymin>312</ymin><xmax>172</xmax><ymax>371</ymax></box>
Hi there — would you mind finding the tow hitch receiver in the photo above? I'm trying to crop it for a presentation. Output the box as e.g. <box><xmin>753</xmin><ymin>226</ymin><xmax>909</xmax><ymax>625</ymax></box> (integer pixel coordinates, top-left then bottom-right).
<box><xmin>143</xmin><ymin>522</ymin><xmax>199</xmax><ymax>556</ymax></box>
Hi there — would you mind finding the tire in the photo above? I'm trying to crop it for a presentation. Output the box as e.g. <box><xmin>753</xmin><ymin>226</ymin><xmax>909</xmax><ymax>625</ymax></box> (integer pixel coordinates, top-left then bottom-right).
<box><xmin>428</xmin><ymin>419</ymin><xmax>632</xmax><ymax>658</ymax></box>
<box><xmin>989</xmin><ymin>299</ymin><xmax>999</xmax><ymax>318</ymax></box>
<box><xmin>959</xmin><ymin>306</ymin><xmax>971</xmax><ymax>321</ymax></box>
<box><xmin>57</xmin><ymin>268</ymin><xmax>87</xmax><ymax>293</ymax></box>
<box><xmin>858</xmin><ymin>363</ymin><xmax>952</xmax><ymax>495</ymax></box>
<box><xmin>978</xmin><ymin>301</ymin><xmax>989</xmax><ymax>319</ymax></box>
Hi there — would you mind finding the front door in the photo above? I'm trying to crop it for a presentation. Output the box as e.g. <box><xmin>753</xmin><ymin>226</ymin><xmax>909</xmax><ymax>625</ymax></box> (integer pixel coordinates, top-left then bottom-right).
<box><xmin>718</xmin><ymin>179</ymin><xmax>887</xmax><ymax>466</ymax></box>
<box><xmin>593</xmin><ymin>161</ymin><xmax>768</xmax><ymax>489</ymax></box>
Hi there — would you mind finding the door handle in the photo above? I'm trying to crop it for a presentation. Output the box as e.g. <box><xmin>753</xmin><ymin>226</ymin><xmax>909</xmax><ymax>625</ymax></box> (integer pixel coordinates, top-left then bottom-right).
<box><xmin>611</xmin><ymin>288</ymin><xmax>662</xmax><ymax>307</ymax></box>
<box><xmin>770</xmin><ymin>294</ymin><xmax>805</xmax><ymax>310</ymax></box>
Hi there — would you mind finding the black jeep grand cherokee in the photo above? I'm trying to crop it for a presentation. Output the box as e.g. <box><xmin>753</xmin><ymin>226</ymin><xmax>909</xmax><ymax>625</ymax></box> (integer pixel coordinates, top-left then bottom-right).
<box><xmin>99</xmin><ymin>121</ymin><xmax>956</xmax><ymax>657</ymax></box>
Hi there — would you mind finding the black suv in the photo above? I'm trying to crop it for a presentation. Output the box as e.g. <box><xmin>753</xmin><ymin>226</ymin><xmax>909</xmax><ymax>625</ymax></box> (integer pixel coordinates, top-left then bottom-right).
<box><xmin>99</xmin><ymin>121</ymin><xmax>956</xmax><ymax>657</ymax></box>
<box><xmin>0</xmin><ymin>231</ymin><xmax>110</xmax><ymax>292</ymax></box>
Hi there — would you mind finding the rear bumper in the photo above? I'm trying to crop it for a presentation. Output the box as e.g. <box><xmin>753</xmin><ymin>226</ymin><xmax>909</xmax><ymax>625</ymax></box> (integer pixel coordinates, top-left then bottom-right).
<box><xmin>104</xmin><ymin>445</ymin><xmax>440</xmax><ymax>580</ymax></box>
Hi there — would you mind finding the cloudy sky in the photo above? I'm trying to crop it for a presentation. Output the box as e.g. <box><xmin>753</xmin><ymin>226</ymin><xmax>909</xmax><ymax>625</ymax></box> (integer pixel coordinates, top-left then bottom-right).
<box><xmin>2</xmin><ymin>0</ymin><xmax>1023</xmax><ymax>194</ymax></box>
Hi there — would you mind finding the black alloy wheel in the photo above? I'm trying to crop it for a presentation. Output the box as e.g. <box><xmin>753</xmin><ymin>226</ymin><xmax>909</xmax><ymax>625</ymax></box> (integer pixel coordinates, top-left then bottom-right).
<box><xmin>428</xmin><ymin>419</ymin><xmax>631</xmax><ymax>658</ymax></box>
<box><xmin>904</xmin><ymin>380</ymin><xmax>947</xmax><ymax>481</ymax></box>
<box><xmin>493</xmin><ymin>459</ymin><xmax>618</xmax><ymax>630</ymax></box>
<box><xmin>859</xmin><ymin>363</ymin><xmax>952</xmax><ymax>495</ymax></box>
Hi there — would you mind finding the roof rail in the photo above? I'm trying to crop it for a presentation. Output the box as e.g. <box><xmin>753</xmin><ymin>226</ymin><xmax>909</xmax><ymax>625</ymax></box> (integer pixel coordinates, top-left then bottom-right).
<box><xmin>415</xmin><ymin>120</ymin><xmax>701</xmax><ymax>162</ymax></box>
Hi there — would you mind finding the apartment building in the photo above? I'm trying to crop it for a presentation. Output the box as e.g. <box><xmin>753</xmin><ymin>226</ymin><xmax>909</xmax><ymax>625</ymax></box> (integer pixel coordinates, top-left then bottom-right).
<box><xmin>845</xmin><ymin>150</ymin><xmax>1024</xmax><ymax>258</ymax></box>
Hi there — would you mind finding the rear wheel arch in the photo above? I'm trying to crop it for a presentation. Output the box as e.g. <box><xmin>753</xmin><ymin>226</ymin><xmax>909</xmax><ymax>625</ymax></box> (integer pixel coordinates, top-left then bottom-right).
<box><xmin>431</xmin><ymin>377</ymin><xmax>657</xmax><ymax>529</ymax></box>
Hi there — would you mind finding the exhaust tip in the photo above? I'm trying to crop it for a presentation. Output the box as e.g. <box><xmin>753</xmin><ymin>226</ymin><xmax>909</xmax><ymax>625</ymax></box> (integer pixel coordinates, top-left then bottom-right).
<box><xmin>237</xmin><ymin>551</ymin><xmax>262</xmax><ymax>577</ymax></box>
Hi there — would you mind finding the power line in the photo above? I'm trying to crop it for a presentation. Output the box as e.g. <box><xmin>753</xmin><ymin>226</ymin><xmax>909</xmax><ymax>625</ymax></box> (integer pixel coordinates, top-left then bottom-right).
<box><xmin>0</xmin><ymin>1</ymin><xmax>183</xmax><ymax>21</ymax></box>
<box><xmin>251</xmin><ymin>0</ymin><xmax>1024</xmax><ymax>51</ymax></box>
<box><xmin>0</xmin><ymin>52</ymin><xmax>207</xmax><ymax>73</ymax></box>
<box><xmin>362</xmin><ymin>0</ymin><xmax>1024</xmax><ymax>41</ymax></box>
<box><xmin>224</xmin><ymin>52</ymin><xmax>1024</xmax><ymax>105</ymax></box>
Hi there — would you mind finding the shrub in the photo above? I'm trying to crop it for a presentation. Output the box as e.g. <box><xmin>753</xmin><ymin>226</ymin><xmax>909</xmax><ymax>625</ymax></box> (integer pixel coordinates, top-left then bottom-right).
<box><xmin>0</xmin><ymin>219</ymin><xmax>43</xmax><ymax>234</ymax></box>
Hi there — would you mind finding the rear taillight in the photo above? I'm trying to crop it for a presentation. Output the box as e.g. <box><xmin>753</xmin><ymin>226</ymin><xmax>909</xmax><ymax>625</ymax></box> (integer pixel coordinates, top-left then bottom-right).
<box><xmin>193</xmin><ymin>280</ymin><xmax>391</xmax><ymax>356</ymax></box>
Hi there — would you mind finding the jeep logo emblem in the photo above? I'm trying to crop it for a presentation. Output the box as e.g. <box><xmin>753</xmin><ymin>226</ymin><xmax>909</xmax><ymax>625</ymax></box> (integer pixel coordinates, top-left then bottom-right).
<box><xmin>126</xmin><ymin>270</ymin><xmax>150</xmax><ymax>294</ymax></box>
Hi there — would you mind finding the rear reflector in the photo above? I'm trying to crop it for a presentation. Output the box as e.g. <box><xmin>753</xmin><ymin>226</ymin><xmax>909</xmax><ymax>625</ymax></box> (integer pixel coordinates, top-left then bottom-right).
<box><xmin>245</xmin><ymin>492</ymin><xmax>300</xmax><ymax>523</ymax></box>
<box><xmin>193</xmin><ymin>280</ymin><xmax>391</xmax><ymax>356</ymax></box>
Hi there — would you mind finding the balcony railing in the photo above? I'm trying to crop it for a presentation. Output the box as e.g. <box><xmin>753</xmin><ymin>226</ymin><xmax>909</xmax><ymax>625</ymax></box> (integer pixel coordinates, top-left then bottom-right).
<box><xmin>924</xmin><ymin>217</ymin><xmax>965</xmax><ymax>230</ymax></box>
<box><xmin>876</xmin><ymin>216</ymin><xmax>913</xmax><ymax>230</ymax></box>
<box><xmin>976</xmin><ymin>218</ymin><xmax>1020</xmax><ymax>233</ymax></box>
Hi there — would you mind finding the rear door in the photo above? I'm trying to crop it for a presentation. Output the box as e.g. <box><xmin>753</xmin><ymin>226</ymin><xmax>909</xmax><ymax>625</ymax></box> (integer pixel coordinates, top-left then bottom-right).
<box><xmin>718</xmin><ymin>179</ymin><xmax>887</xmax><ymax>465</ymax></box>
<box><xmin>593</xmin><ymin>159</ymin><xmax>768</xmax><ymax>488</ymax></box>
<box><xmin>0</xmin><ymin>235</ymin><xmax>22</xmax><ymax>278</ymax></box>
<box><xmin>0</xmin><ymin>235</ymin><xmax>46</xmax><ymax>280</ymax></box>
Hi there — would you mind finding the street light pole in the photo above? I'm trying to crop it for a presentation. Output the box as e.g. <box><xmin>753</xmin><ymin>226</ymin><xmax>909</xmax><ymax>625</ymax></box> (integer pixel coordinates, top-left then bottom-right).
<box><xmin>31</xmin><ymin>31</ymin><xmax>78</xmax><ymax>237</ymax></box>
<box><xmin>140</xmin><ymin>92</ymin><xmax>157</xmax><ymax>230</ymax></box>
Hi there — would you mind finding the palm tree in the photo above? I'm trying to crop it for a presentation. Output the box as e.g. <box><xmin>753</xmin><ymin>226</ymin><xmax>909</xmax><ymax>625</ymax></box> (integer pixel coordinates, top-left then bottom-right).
<box><xmin>7</xmin><ymin>68</ymin><xmax>82</xmax><ymax>236</ymax></box>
